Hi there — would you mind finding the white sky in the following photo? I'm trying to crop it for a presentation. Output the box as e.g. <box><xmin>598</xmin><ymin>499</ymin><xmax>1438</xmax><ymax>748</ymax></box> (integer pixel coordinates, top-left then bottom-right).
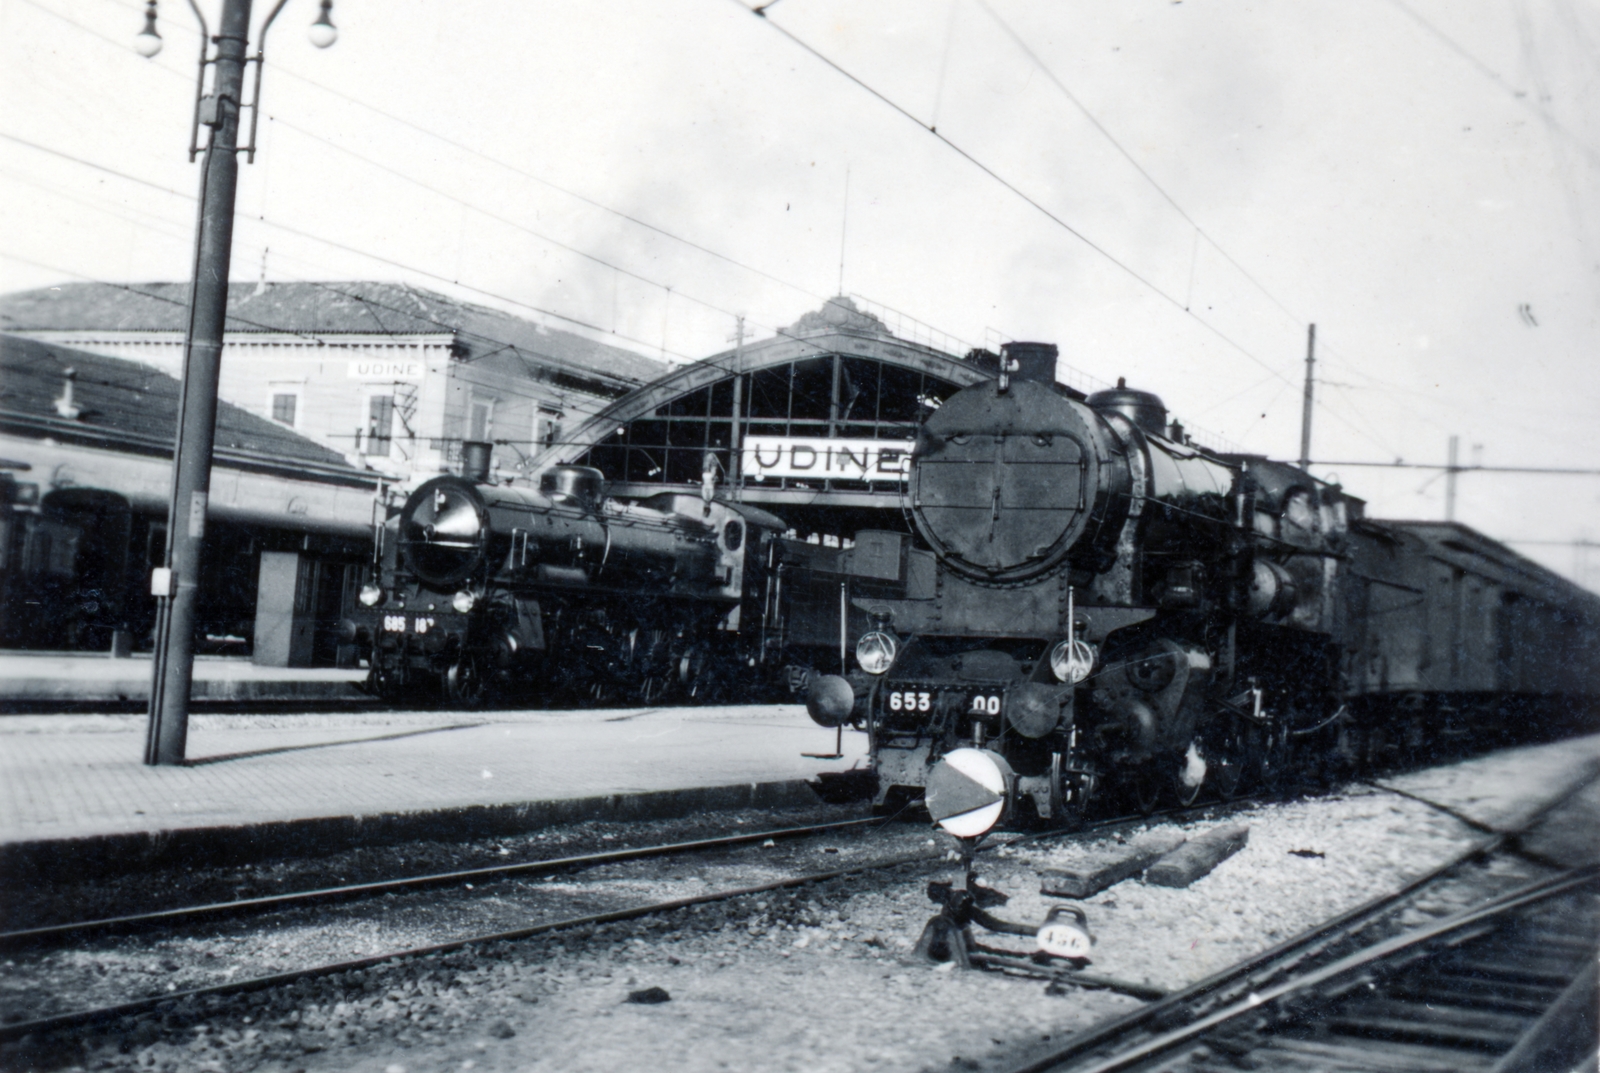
<box><xmin>3</xmin><ymin>0</ymin><xmax>1598</xmax><ymax>587</ymax></box>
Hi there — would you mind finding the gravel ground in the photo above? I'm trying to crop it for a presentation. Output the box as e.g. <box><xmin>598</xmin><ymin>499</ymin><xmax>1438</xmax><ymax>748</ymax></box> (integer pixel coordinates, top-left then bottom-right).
<box><xmin>4</xmin><ymin>733</ymin><xmax>1597</xmax><ymax>1073</ymax></box>
<box><xmin>0</xmin><ymin>803</ymin><xmax>879</xmax><ymax>933</ymax></box>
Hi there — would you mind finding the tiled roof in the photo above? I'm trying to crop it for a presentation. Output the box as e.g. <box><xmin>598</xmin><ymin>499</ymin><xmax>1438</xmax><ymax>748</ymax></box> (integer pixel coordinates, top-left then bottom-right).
<box><xmin>0</xmin><ymin>333</ymin><xmax>356</xmax><ymax>472</ymax></box>
<box><xmin>0</xmin><ymin>281</ymin><xmax>669</xmax><ymax>388</ymax></box>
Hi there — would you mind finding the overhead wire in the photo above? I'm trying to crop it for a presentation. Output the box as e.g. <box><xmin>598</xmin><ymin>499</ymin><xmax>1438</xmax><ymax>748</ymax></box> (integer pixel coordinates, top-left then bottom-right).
<box><xmin>1382</xmin><ymin>0</ymin><xmax>1600</xmax><ymax>171</ymax></box>
<box><xmin>12</xmin><ymin>0</ymin><xmax>871</xmax><ymax>373</ymax></box>
<box><xmin>973</xmin><ymin>0</ymin><xmax>1306</xmax><ymax>331</ymax></box>
<box><xmin>18</xmin><ymin>0</ymin><xmax>1577</xmax><ymax>474</ymax></box>
<box><xmin>735</xmin><ymin>1</ymin><xmax>1413</xmax><ymax>463</ymax></box>
<box><xmin>0</xmin><ymin>129</ymin><xmax>705</xmax><ymax>363</ymax></box>
<box><xmin>266</xmin><ymin>116</ymin><xmax>765</xmax><ymax>333</ymax></box>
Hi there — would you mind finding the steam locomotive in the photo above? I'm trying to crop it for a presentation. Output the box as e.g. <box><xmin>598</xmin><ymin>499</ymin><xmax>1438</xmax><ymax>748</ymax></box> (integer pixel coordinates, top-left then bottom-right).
<box><xmin>794</xmin><ymin>343</ymin><xmax>1600</xmax><ymax>828</ymax></box>
<box><xmin>345</xmin><ymin>443</ymin><xmax>791</xmax><ymax>706</ymax></box>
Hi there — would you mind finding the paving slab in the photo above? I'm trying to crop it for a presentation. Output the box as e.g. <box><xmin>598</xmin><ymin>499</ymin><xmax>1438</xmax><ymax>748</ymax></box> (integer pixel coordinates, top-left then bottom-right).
<box><xmin>0</xmin><ymin>705</ymin><xmax>868</xmax><ymax>882</ymax></box>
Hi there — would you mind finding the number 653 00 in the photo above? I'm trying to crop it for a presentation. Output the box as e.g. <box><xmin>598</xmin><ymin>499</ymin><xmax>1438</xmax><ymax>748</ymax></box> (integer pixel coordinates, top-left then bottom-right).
<box><xmin>887</xmin><ymin>690</ymin><xmax>930</xmax><ymax>712</ymax></box>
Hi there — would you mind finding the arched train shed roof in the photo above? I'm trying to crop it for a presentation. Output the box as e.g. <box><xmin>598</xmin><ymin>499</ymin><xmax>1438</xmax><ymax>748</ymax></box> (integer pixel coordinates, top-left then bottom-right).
<box><xmin>532</xmin><ymin>325</ymin><xmax>989</xmax><ymax>472</ymax></box>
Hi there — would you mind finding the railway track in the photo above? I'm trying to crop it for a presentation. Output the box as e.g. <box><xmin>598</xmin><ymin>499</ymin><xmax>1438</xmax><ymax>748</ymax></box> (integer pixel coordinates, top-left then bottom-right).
<box><xmin>0</xmin><ymin>815</ymin><xmax>887</xmax><ymax>950</ymax></box>
<box><xmin>0</xmin><ymin>791</ymin><xmax>1252</xmax><ymax>1049</ymax></box>
<box><xmin>999</xmin><ymin>807</ymin><xmax>1598</xmax><ymax>1073</ymax></box>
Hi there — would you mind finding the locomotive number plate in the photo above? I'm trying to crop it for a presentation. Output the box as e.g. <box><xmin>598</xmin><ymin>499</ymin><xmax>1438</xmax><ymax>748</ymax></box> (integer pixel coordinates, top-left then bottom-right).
<box><xmin>381</xmin><ymin>614</ymin><xmax>436</xmax><ymax>634</ymax></box>
<box><xmin>887</xmin><ymin>690</ymin><xmax>931</xmax><ymax>713</ymax></box>
<box><xmin>884</xmin><ymin>689</ymin><xmax>1005</xmax><ymax>716</ymax></box>
<box><xmin>967</xmin><ymin>692</ymin><xmax>1003</xmax><ymax>717</ymax></box>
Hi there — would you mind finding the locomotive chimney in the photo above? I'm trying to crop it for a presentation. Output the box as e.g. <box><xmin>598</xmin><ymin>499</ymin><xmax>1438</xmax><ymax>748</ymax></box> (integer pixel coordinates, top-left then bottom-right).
<box><xmin>461</xmin><ymin>441</ymin><xmax>493</xmax><ymax>483</ymax></box>
<box><xmin>999</xmin><ymin>341</ymin><xmax>1059</xmax><ymax>384</ymax></box>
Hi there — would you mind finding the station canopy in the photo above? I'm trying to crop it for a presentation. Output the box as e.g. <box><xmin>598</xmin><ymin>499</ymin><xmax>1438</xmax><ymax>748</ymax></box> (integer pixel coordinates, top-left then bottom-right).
<box><xmin>533</xmin><ymin>299</ymin><xmax>995</xmax><ymax>538</ymax></box>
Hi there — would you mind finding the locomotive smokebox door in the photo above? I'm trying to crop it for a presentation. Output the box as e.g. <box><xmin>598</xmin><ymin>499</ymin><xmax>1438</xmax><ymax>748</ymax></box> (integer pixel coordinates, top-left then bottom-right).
<box><xmin>911</xmin><ymin>378</ymin><xmax>1099</xmax><ymax>584</ymax></box>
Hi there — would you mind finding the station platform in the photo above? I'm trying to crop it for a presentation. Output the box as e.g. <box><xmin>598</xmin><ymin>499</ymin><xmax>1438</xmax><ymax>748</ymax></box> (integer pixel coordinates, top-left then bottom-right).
<box><xmin>0</xmin><ymin>650</ymin><xmax>370</xmax><ymax>707</ymax></box>
<box><xmin>0</xmin><ymin>705</ymin><xmax>869</xmax><ymax>883</ymax></box>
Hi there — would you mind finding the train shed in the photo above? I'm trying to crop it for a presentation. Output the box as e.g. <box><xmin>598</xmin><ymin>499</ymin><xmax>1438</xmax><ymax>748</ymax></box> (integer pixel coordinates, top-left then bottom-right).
<box><xmin>530</xmin><ymin>297</ymin><xmax>996</xmax><ymax>539</ymax></box>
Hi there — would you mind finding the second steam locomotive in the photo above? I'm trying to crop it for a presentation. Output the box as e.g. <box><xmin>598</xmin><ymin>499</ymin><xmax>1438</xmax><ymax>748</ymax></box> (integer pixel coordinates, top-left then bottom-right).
<box><xmin>346</xmin><ymin>443</ymin><xmax>789</xmax><ymax>706</ymax></box>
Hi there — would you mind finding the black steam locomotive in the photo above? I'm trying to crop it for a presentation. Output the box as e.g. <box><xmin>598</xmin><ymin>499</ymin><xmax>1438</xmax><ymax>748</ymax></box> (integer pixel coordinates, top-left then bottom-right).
<box><xmin>345</xmin><ymin>443</ymin><xmax>791</xmax><ymax>706</ymax></box>
<box><xmin>794</xmin><ymin>343</ymin><xmax>1600</xmax><ymax>828</ymax></box>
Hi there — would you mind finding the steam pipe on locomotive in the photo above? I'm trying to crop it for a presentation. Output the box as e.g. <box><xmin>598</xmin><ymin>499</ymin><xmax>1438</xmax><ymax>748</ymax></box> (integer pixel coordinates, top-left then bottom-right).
<box><xmin>793</xmin><ymin>343</ymin><xmax>1352</xmax><ymax>828</ymax></box>
<box><xmin>343</xmin><ymin>442</ymin><xmax>789</xmax><ymax>707</ymax></box>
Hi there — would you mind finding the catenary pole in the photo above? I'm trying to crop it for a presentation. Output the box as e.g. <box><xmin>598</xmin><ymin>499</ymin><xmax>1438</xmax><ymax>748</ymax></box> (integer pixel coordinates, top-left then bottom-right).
<box><xmin>1445</xmin><ymin>434</ymin><xmax>1460</xmax><ymax>523</ymax></box>
<box><xmin>1297</xmin><ymin>323</ymin><xmax>1315</xmax><ymax>470</ymax></box>
<box><xmin>145</xmin><ymin>0</ymin><xmax>254</xmax><ymax>765</ymax></box>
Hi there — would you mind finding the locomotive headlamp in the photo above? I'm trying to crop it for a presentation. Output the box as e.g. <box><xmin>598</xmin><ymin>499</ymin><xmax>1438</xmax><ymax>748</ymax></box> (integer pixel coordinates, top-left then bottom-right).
<box><xmin>855</xmin><ymin>631</ymin><xmax>898</xmax><ymax>675</ymax></box>
<box><xmin>358</xmin><ymin>582</ymin><xmax>385</xmax><ymax>607</ymax></box>
<box><xmin>451</xmin><ymin>589</ymin><xmax>477</xmax><ymax>614</ymax></box>
<box><xmin>1049</xmin><ymin>638</ymin><xmax>1096</xmax><ymax>684</ymax></box>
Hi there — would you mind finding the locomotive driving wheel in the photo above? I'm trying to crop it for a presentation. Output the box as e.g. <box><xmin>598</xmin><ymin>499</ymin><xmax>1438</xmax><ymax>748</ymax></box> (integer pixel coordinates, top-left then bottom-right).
<box><xmin>1205</xmin><ymin>717</ymin><xmax>1250</xmax><ymax>801</ymax></box>
<box><xmin>1170</xmin><ymin>742</ymin><xmax>1208</xmax><ymax>808</ymax></box>
<box><xmin>1131</xmin><ymin>765</ymin><xmax>1162</xmax><ymax>815</ymax></box>
<box><xmin>443</xmin><ymin>650</ymin><xmax>488</xmax><ymax>709</ymax></box>
<box><xmin>678</xmin><ymin>642</ymin><xmax>713</xmax><ymax>701</ymax></box>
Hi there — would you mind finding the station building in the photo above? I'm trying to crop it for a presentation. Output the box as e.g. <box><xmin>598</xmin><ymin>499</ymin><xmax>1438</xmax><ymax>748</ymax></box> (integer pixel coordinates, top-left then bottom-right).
<box><xmin>0</xmin><ymin>281</ymin><xmax>668</xmax><ymax>486</ymax></box>
<box><xmin>0</xmin><ymin>333</ymin><xmax>375</xmax><ymax>662</ymax></box>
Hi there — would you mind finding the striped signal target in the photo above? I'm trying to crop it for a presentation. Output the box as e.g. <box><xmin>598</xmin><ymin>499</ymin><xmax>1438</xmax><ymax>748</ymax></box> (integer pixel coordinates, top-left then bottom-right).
<box><xmin>925</xmin><ymin>748</ymin><xmax>1013</xmax><ymax>838</ymax></box>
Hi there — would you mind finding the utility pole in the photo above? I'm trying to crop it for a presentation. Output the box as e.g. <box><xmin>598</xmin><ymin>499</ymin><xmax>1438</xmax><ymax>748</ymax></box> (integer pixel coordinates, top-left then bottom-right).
<box><xmin>142</xmin><ymin>0</ymin><xmax>335</xmax><ymax>765</ymax></box>
<box><xmin>145</xmin><ymin>0</ymin><xmax>252</xmax><ymax>766</ymax></box>
<box><xmin>1445</xmin><ymin>434</ymin><xmax>1460</xmax><ymax>523</ymax></box>
<box><xmin>729</xmin><ymin>315</ymin><xmax>745</xmax><ymax>495</ymax></box>
<box><xmin>1297</xmin><ymin>323</ymin><xmax>1316</xmax><ymax>470</ymax></box>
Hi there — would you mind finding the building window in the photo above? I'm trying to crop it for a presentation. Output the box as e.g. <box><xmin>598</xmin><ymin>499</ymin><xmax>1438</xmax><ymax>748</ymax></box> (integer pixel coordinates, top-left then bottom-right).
<box><xmin>271</xmin><ymin>393</ymin><xmax>297</xmax><ymax>427</ymax></box>
<box><xmin>538</xmin><ymin>406</ymin><xmax>563</xmax><ymax>448</ymax></box>
<box><xmin>366</xmin><ymin>395</ymin><xmax>394</xmax><ymax>456</ymax></box>
<box><xmin>469</xmin><ymin>396</ymin><xmax>494</xmax><ymax>442</ymax></box>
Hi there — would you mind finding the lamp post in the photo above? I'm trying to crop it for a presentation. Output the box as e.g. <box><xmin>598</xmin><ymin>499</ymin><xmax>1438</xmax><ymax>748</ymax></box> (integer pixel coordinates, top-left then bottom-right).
<box><xmin>139</xmin><ymin>0</ymin><xmax>335</xmax><ymax>765</ymax></box>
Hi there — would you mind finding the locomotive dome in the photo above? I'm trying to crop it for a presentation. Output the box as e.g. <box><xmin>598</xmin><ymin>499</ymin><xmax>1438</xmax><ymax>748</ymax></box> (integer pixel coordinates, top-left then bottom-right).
<box><xmin>1086</xmin><ymin>379</ymin><xmax>1167</xmax><ymax>436</ymax></box>
<box><xmin>910</xmin><ymin>376</ymin><xmax>1100</xmax><ymax>583</ymax></box>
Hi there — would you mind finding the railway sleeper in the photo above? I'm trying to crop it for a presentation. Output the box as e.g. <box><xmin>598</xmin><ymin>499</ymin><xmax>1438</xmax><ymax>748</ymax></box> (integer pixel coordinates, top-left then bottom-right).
<box><xmin>1321</xmin><ymin>1007</ymin><xmax>1525</xmax><ymax>1052</ymax></box>
<box><xmin>1261</xmin><ymin>1033</ymin><xmax>1498</xmax><ymax>1072</ymax></box>
<box><xmin>1384</xmin><ymin>976</ymin><xmax>1563</xmax><ymax>1015</ymax></box>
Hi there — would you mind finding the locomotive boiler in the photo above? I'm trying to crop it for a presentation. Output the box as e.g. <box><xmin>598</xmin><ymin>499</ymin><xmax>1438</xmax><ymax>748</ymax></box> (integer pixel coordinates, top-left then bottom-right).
<box><xmin>346</xmin><ymin>443</ymin><xmax>788</xmax><ymax>706</ymax></box>
<box><xmin>797</xmin><ymin>342</ymin><xmax>1355</xmax><ymax>824</ymax></box>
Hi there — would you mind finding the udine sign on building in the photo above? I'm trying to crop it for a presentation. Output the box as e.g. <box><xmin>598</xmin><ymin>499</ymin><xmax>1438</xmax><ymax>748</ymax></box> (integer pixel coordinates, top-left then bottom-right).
<box><xmin>0</xmin><ymin>281</ymin><xmax>667</xmax><ymax>485</ymax></box>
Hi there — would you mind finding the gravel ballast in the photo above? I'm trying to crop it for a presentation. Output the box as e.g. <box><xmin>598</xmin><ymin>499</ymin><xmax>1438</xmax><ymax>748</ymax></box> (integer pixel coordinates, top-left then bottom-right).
<box><xmin>3</xmin><ymin>733</ymin><xmax>1597</xmax><ymax>1073</ymax></box>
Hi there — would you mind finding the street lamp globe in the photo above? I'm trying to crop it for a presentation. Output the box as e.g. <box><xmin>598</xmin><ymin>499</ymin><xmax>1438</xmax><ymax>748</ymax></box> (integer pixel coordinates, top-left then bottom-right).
<box><xmin>133</xmin><ymin>0</ymin><xmax>163</xmax><ymax>57</ymax></box>
<box><xmin>307</xmin><ymin>0</ymin><xmax>337</xmax><ymax>48</ymax></box>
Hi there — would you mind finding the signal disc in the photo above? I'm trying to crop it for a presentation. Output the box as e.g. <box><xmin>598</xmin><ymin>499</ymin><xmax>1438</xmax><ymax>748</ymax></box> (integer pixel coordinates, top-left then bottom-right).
<box><xmin>925</xmin><ymin>748</ymin><xmax>1012</xmax><ymax>838</ymax></box>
